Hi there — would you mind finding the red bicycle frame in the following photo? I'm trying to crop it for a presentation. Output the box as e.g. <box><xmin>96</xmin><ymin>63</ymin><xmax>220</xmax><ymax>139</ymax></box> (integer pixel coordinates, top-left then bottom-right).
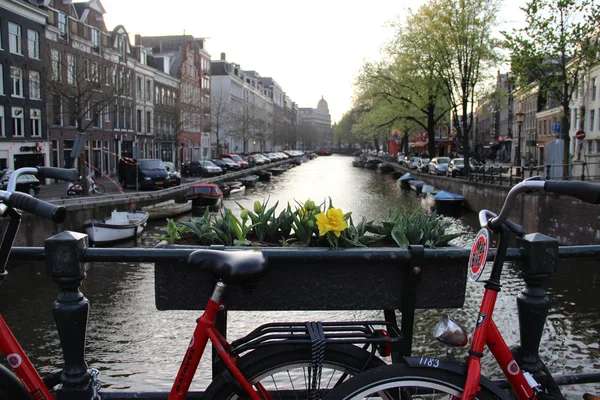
<box><xmin>0</xmin><ymin>316</ymin><xmax>54</xmax><ymax>400</ymax></box>
<box><xmin>168</xmin><ymin>282</ymin><xmax>270</xmax><ymax>400</ymax></box>
<box><xmin>462</xmin><ymin>287</ymin><xmax>536</xmax><ymax>400</ymax></box>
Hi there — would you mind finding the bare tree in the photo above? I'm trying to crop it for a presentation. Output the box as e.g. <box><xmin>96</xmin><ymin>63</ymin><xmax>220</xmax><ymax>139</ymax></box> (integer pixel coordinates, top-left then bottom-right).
<box><xmin>252</xmin><ymin>108</ymin><xmax>272</xmax><ymax>152</ymax></box>
<box><xmin>211</xmin><ymin>87</ymin><xmax>234</xmax><ymax>156</ymax></box>
<box><xmin>45</xmin><ymin>45</ymin><xmax>131</xmax><ymax>193</ymax></box>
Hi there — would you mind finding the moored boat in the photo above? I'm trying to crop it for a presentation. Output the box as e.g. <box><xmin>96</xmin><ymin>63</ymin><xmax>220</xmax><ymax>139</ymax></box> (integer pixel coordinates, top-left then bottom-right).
<box><xmin>142</xmin><ymin>199</ymin><xmax>192</xmax><ymax>220</ymax></box>
<box><xmin>257</xmin><ymin>170</ymin><xmax>272</xmax><ymax>181</ymax></box>
<box><xmin>186</xmin><ymin>183</ymin><xmax>223</xmax><ymax>208</ymax></box>
<box><xmin>83</xmin><ymin>209</ymin><xmax>149</xmax><ymax>244</ymax></box>
<box><xmin>409</xmin><ymin>180</ymin><xmax>425</xmax><ymax>194</ymax></box>
<box><xmin>398</xmin><ymin>173</ymin><xmax>415</xmax><ymax>189</ymax></box>
<box><xmin>427</xmin><ymin>190</ymin><xmax>465</xmax><ymax>214</ymax></box>
<box><xmin>239</xmin><ymin>175</ymin><xmax>259</xmax><ymax>187</ymax></box>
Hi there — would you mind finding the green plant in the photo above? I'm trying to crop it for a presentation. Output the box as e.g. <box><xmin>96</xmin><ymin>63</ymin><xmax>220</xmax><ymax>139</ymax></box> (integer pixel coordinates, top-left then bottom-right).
<box><xmin>157</xmin><ymin>218</ymin><xmax>188</xmax><ymax>244</ymax></box>
<box><xmin>237</xmin><ymin>198</ymin><xmax>279</xmax><ymax>241</ymax></box>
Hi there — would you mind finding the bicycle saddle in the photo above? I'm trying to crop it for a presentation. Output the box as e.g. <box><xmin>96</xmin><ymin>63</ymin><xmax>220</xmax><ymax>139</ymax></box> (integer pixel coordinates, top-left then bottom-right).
<box><xmin>187</xmin><ymin>249</ymin><xmax>268</xmax><ymax>284</ymax></box>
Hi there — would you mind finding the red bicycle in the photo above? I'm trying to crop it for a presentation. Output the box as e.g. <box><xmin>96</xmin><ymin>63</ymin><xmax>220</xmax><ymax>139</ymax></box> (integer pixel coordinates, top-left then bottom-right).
<box><xmin>0</xmin><ymin>169</ymin><xmax>399</xmax><ymax>400</ymax></box>
<box><xmin>323</xmin><ymin>177</ymin><xmax>600</xmax><ymax>399</ymax></box>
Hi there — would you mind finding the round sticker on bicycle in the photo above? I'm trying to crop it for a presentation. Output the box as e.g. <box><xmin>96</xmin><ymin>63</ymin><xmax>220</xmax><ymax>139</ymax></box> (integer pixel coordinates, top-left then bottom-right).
<box><xmin>468</xmin><ymin>228</ymin><xmax>490</xmax><ymax>281</ymax></box>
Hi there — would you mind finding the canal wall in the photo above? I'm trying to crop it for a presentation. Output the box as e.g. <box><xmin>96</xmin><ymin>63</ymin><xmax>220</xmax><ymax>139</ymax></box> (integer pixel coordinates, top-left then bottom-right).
<box><xmin>415</xmin><ymin>172</ymin><xmax>600</xmax><ymax>245</ymax></box>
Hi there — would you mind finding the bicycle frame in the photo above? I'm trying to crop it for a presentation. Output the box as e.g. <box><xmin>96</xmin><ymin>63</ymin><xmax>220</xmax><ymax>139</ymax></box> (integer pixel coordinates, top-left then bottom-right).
<box><xmin>462</xmin><ymin>228</ymin><xmax>537</xmax><ymax>400</ymax></box>
<box><xmin>168</xmin><ymin>281</ymin><xmax>269</xmax><ymax>400</ymax></box>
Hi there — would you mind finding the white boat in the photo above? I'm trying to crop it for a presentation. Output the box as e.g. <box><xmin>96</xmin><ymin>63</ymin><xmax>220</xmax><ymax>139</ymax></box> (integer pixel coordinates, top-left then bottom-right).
<box><xmin>142</xmin><ymin>200</ymin><xmax>192</xmax><ymax>221</ymax></box>
<box><xmin>83</xmin><ymin>209</ymin><xmax>149</xmax><ymax>244</ymax></box>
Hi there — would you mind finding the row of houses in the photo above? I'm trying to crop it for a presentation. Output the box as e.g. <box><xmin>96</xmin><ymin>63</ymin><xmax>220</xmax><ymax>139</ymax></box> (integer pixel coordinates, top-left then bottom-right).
<box><xmin>0</xmin><ymin>0</ymin><xmax>333</xmax><ymax>179</ymax></box>
<box><xmin>472</xmin><ymin>67</ymin><xmax>600</xmax><ymax>177</ymax></box>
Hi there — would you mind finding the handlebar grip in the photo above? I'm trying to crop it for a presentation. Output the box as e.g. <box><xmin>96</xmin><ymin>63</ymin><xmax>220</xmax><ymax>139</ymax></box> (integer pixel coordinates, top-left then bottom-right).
<box><xmin>36</xmin><ymin>167</ymin><xmax>79</xmax><ymax>182</ymax></box>
<box><xmin>544</xmin><ymin>180</ymin><xmax>600</xmax><ymax>204</ymax></box>
<box><xmin>5</xmin><ymin>192</ymin><xmax>67</xmax><ymax>223</ymax></box>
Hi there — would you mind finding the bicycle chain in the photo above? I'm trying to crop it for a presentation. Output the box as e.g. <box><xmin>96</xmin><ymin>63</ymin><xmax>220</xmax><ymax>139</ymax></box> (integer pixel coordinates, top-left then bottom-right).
<box><xmin>306</xmin><ymin>321</ymin><xmax>325</xmax><ymax>400</ymax></box>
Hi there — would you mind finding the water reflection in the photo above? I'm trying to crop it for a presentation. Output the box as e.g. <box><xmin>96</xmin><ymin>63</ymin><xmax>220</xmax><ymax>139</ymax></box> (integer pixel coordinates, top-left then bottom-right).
<box><xmin>1</xmin><ymin>155</ymin><xmax>598</xmax><ymax>394</ymax></box>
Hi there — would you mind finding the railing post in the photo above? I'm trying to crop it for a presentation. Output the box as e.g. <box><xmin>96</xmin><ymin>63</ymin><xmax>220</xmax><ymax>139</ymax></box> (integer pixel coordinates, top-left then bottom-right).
<box><xmin>581</xmin><ymin>162</ymin><xmax>586</xmax><ymax>181</ymax></box>
<box><xmin>515</xmin><ymin>233</ymin><xmax>558</xmax><ymax>373</ymax></box>
<box><xmin>45</xmin><ymin>231</ymin><xmax>92</xmax><ymax>400</ymax></box>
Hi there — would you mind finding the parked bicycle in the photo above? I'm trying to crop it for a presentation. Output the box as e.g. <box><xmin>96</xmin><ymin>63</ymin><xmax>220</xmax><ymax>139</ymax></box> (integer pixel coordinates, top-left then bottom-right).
<box><xmin>66</xmin><ymin>172</ymin><xmax>105</xmax><ymax>196</ymax></box>
<box><xmin>0</xmin><ymin>167</ymin><xmax>399</xmax><ymax>400</ymax></box>
<box><xmin>323</xmin><ymin>176</ymin><xmax>600</xmax><ymax>399</ymax></box>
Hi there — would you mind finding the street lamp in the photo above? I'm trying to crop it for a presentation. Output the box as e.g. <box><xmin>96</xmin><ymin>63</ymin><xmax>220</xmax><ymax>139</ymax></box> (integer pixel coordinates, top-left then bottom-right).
<box><xmin>515</xmin><ymin>111</ymin><xmax>524</xmax><ymax>171</ymax></box>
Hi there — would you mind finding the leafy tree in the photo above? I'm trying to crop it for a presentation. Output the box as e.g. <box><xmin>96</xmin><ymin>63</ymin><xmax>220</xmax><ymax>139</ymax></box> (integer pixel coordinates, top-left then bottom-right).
<box><xmin>503</xmin><ymin>0</ymin><xmax>600</xmax><ymax>178</ymax></box>
<box><xmin>422</xmin><ymin>0</ymin><xmax>502</xmax><ymax>175</ymax></box>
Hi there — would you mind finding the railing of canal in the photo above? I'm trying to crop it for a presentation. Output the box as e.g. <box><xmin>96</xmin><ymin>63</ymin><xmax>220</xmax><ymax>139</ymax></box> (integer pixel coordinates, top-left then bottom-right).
<box><xmin>6</xmin><ymin>230</ymin><xmax>600</xmax><ymax>399</ymax></box>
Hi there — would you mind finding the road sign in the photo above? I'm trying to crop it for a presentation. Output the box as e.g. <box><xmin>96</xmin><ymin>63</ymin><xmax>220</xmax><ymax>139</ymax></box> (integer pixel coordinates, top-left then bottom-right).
<box><xmin>553</xmin><ymin>122</ymin><xmax>561</xmax><ymax>133</ymax></box>
<box><xmin>576</xmin><ymin>130</ymin><xmax>586</xmax><ymax>140</ymax></box>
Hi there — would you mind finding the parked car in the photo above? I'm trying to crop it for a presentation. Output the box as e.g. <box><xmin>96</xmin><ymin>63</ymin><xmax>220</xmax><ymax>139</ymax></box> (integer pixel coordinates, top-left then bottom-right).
<box><xmin>221</xmin><ymin>154</ymin><xmax>249</xmax><ymax>168</ymax></box>
<box><xmin>254</xmin><ymin>154</ymin><xmax>270</xmax><ymax>164</ymax></box>
<box><xmin>446</xmin><ymin>158</ymin><xmax>465</xmax><ymax>177</ymax></box>
<box><xmin>429</xmin><ymin>157</ymin><xmax>451</xmax><ymax>175</ymax></box>
<box><xmin>211</xmin><ymin>158</ymin><xmax>229</xmax><ymax>172</ymax></box>
<box><xmin>416</xmin><ymin>158</ymin><xmax>430</xmax><ymax>173</ymax></box>
<box><xmin>0</xmin><ymin>170</ymin><xmax>40</xmax><ymax>196</ymax></box>
<box><xmin>183</xmin><ymin>160</ymin><xmax>224</xmax><ymax>177</ymax></box>
<box><xmin>163</xmin><ymin>162</ymin><xmax>181</xmax><ymax>186</ymax></box>
<box><xmin>220</xmin><ymin>157</ymin><xmax>242</xmax><ymax>171</ymax></box>
<box><xmin>119</xmin><ymin>158</ymin><xmax>170</xmax><ymax>190</ymax></box>
<box><xmin>407</xmin><ymin>156</ymin><xmax>421</xmax><ymax>170</ymax></box>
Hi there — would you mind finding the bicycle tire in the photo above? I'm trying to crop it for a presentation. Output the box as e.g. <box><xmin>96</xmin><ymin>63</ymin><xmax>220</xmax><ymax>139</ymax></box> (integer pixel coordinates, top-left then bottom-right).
<box><xmin>0</xmin><ymin>364</ymin><xmax>31</xmax><ymax>400</ymax></box>
<box><xmin>202</xmin><ymin>343</ymin><xmax>387</xmax><ymax>400</ymax></box>
<box><xmin>321</xmin><ymin>363</ymin><xmax>500</xmax><ymax>399</ymax></box>
<box><xmin>94</xmin><ymin>183</ymin><xmax>105</xmax><ymax>194</ymax></box>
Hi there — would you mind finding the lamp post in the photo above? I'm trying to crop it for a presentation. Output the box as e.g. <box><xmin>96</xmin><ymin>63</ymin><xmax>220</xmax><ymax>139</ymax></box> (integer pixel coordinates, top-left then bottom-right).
<box><xmin>515</xmin><ymin>111</ymin><xmax>524</xmax><ymax>172</ymax></box>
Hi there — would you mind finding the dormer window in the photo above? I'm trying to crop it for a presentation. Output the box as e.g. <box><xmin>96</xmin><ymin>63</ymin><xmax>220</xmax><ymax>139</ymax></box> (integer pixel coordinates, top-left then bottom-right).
<box><xmin>58</xmin><ymin>12</ymin><xmax>68</xmax><ymax>41</ymax></box>
<box><xmin>91</xmin><ymin>28</ymin><xmax>100</xmax><ymax>48</ymax></box>
<box><xmin>118</xmin><ymin>36</ymin><xmax>125</xmax><ymax>61</ymax></box>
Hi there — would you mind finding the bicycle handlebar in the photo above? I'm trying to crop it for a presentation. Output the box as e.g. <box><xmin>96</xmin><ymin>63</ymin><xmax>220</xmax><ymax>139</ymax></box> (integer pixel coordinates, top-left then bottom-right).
<box><xmin>7</xmin><ymin>167</ymin><xmax>78</xmax><ymax>192</ymax></box>
<box><xmin>485</xmin><ymin>177</ymin><xmax>600</xmax><ymax>231</ymax></box>
<box><xmin>0</xmin><ymin>190</ymin><xmax>67</xmax><ymax>223</ymax></box>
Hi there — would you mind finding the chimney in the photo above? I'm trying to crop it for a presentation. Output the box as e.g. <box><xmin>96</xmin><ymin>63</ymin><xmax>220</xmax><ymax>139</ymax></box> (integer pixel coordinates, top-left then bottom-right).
<box><xmin>221</xmin><ymin>52</ymin><xmax>226</xmax><ymax>61</ymax></box>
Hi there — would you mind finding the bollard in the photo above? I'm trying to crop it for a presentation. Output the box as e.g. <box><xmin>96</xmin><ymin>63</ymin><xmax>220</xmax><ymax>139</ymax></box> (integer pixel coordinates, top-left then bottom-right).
<box><xmin>45</xmin><ymin>231</ymin><xmax>93</xmax><ymax>400</ymax></box>
<box><xmin>515</xmin><ymin>233</ymin><xmax>558</xmax><ymax>373</ymax></box>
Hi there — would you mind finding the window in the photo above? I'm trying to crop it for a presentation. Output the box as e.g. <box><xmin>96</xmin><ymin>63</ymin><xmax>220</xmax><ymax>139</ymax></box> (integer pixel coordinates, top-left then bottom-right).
<box><xmin>29</xmin><ymin>71</ymin><xmax>40</xmax><ymax>100</ymax></box>
<box><xmin>58</xmin><ymin>12</ymin><xmax>68</xmax><ymax>40</ymax></box>
<box><xmin>92</xmin><ymin>103</ymin><xmax>101</xmax><ymax>128</ymax></box>
<box><xmin>52</xmin><ymin>95</ymin><xmax>62</xmax><ymax>126</ymax></box>
<box><xmin>12</xmin><ymin>107</ymin><xmax>24</xmax><ymax>136</ymax></box>
<box><xmin>136</xmin><ymin>76</ymin><xmax>142</xmax><ymax>99</ymax></box>
<box><xmin>8</xmin><ymin>23</ymin><xmax>22</xmax><ymax>55</ymax></box>
<box><xmin>146</xmin><ymin>80</ymin><xmax>152</xmax><ymax>101</ymax></box>
<box><xmin>591</xmin><ymin>110</ymin><xmax>595</xmax><ymax>132</ymax></box>
<box><xmin>51</xmin><ymin>50</ymin><xmax>61</xmax><ymax>81</ymax></box>
<box><xmin>136</xmin><ymin>109</ymin><xmax>142</xmax><ymax>132</ymax></box>
<box><xmin>10</xmin><ymin>67</ymin><xmax>23</xmax><ymax>97</ymax></box>
<box><xmin>146</xmin><ymin>110</ymin><xmax>151</xmax><ymax>133</ymax></box>
<box><xmin>68</xmin><ymin>54</ymin><xmax>76</xmax><ymax>85</ymax></box>
<box><xmin>125</xmin><ymin>106</ymin><xmax>132</xmax><ymax>130</ymax></box>
<box><xmin>84</xmin><ymin>59</ymin><xmax>90</xmax><ymax>81</ymax></box>
<box><xmin>30</xmin><ymin>109</ymin><xmax>41</xmax><ymax>136</ymax></box>
<box><xmin>0</xmin><ymin>106</ymin><xmax>4</xmax><ymax>136</ymax></box>
<box><xmin>91</xmin><ymin>28</ymin><xmax>100</xmax><ymax>47</ymax></box>
<box><xmin>91</xmin><ymin>62</ymin><xmax>99</xmax><ymax>83</ymax></box>
<box><xmin>593</xmin><ymin>78</ymin><xmax>597</xmax><ymax>101</ymax></box>
<box><xmin>104</xmin><ymin>102</ymin><xmax>110</xmax><ymax>122</ymax></box>
<box><xmin>0</xmin><ymin>67</ymin><xmax>4</xmax><ymax>95</ymax></box>
<box><xmin>27</xmin><ymin>30</ymin><xmax>39</xmax><ymax>59</ymax></box>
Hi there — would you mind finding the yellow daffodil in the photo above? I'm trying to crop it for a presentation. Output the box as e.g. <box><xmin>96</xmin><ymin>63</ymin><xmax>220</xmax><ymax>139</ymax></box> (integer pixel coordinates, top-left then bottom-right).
<box><xmin>315</xmin><ymin>208</ymin><xmax>348</xmax><ymax>237</ymax></box>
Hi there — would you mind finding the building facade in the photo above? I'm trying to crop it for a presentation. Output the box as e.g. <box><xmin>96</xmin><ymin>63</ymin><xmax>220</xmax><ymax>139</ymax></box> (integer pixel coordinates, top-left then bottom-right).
<box><xmin>298</xmin><ymin>96</ymin><xmax>332</xmax><ymax>149</ymax></box>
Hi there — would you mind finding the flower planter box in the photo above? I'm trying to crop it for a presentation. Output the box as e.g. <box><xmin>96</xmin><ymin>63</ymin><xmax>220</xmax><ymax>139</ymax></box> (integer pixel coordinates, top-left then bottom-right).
<box><xmin>154</xmin><ymin>245</ymin><xmax>468</xmax><ymax>311</ymax></box>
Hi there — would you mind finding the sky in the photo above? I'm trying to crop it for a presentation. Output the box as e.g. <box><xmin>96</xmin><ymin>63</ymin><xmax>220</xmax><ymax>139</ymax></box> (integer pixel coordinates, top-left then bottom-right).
<box><xmin>101</xmin><ymin>0</ymin><xmax>527</xmax><ymax>124</ymax></box>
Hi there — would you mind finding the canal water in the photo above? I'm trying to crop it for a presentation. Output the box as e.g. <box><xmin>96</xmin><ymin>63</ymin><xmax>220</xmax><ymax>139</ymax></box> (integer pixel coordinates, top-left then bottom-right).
<box><xmin>1</xmin><ymin>155</ymin><xmax>598</xmax><ymax>395</ymax></box>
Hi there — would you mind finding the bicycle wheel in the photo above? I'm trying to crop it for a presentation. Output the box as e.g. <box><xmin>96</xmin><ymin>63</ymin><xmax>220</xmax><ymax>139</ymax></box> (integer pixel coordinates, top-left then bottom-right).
<box><xmin>322</xmin><ymin>363</ymin><xmax>500</xmax><ymax>399</ymax></box>
<box><xmin>203</xmin><ymin>343</ymin><xmax>388</xmax><ymax>400</ymax></box>
<box><xmin>93</xmin><ymin>183</ymin><xmax>105</xmax><ymax>194</ymax></box>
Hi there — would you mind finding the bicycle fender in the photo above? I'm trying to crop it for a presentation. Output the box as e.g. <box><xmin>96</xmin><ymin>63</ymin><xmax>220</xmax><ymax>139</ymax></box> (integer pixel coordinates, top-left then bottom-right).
<box><xmin>404</xmin><ymin>357</ymin><xmax>512</xmax><ymax>400</ymax></box>
<box><xmin>0</xmin><ymin>364</ymin><xmax>30</xmax><ymax>400</ymax></box>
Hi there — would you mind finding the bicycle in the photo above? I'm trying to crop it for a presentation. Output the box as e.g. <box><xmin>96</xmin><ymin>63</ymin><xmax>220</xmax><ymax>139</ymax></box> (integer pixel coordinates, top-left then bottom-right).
<box><xmin>323</xmin><ymin>176</ymin><xmax>600</xmax><ymax>399</ymax></box>
<box><xmin>66</xmin><ymin>172</ymin><xmax>105</xmax><ymax>196</ymax></box>
<box><xmin>0</xmin><ymin>167</ymin><xmax>400</xmax><ymax>400</ymax></box>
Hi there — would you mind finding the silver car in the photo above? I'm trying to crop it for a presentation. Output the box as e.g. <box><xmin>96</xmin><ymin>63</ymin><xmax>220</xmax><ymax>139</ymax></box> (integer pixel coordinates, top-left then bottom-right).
<box><xmin>429</xmin><ymin>157</ymin><xmax>451</xmax><ymax>175</ymax></box>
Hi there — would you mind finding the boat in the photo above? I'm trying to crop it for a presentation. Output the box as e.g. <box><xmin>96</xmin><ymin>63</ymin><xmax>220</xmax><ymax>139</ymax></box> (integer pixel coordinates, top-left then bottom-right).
<box><xmin>142</xmin><ymin>199</ymin><xmax>192</xmax><ymax>220</ymax></box>
<box><xmin>186</xmin><ymin>183</ymin><xmax>223</xmax><ymax>208</ymax></box>
<box><xmin>398</xmin><ymin>173</ymin><xmax>416</xmax><ymax>189</ymax></box>
<box><xmin>83</xmin><ymin>209</ymin><xmax>149</xmax><ymax>244</ymax></box>
<box><xmin>257</xmin><ymin>170</ymin><xmax>272</xmax><ymax>181</ymax></box>
<box><xmin>427</xmin><ymin>190</ymin><xmax>465</xmax><ymax>214</ymax></box>
<box><xmin>420</xmin><ymin>184</ymin><xmax>437</xmax><ymax>198</ymax></box>
<box><xmin>409</xmin><ymin>180</ymin><xmax>425</xmax><ymax>194</ymax></box>
<box><xmin>219</xmin><ymin>182</ymin><xmax>246</xmax><ymax>197</ymax></box>
<box><xmin>239</xmin><ymin>175</ymin><xmax>259</xmax><ymax>187</ymax></box>
<box><xmin>267</xmin><ymin>166</ymin><xmax>288</xmax><ymax>175</ymax></box>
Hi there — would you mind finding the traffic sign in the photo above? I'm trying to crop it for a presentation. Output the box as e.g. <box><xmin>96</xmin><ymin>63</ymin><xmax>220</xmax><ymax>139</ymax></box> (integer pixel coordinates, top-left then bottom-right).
<box><xmin>553</xmin><ymin>122</ymin><xmax>561</xmax><ymax>133</ymax></box>
<box><xmin>576</xmin><ymin>130</ymin><xmax>586</xmax><ymax>140</ymax></box>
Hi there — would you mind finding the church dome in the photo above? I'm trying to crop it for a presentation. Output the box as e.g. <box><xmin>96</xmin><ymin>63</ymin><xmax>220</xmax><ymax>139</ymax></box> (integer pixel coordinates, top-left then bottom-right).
<box><xmin>317</xmin><ymin>96</ymin><xmax>329</xmax><ymax>112</ymax></box>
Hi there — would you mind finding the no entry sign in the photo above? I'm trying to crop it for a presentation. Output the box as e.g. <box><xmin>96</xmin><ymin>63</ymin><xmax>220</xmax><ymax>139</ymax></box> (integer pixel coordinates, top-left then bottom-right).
<box><xmin>576</xmin><ymin>130</ymin><xmax>586</xmax><ymax>140</ymax></box>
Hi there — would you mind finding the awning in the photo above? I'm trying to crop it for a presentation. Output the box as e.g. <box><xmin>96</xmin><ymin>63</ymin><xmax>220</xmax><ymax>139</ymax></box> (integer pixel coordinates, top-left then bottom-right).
<box><xmin>415</xmin><ymin>141</ymin><xmax>427</xmax><ymax>147</ymax></box>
